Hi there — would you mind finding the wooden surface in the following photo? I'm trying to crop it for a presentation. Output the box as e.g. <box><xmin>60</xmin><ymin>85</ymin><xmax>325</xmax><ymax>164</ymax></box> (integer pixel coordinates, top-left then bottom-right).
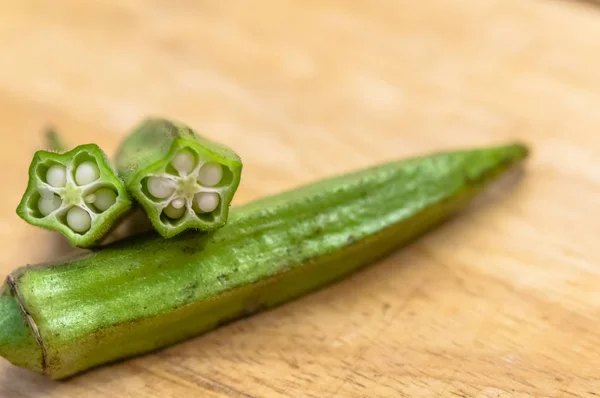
<box><xmin>0</xmin><ymin>0</ymin><xmax>599</xmax><ymax>396</ymax></box>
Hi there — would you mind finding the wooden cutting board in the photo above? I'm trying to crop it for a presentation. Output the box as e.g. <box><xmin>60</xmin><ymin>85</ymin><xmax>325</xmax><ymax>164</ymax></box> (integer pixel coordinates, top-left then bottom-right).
<box><xmin>1</xmin><ymin>0</ymin><xmax>599</xmax><ymax>396</ymax></box>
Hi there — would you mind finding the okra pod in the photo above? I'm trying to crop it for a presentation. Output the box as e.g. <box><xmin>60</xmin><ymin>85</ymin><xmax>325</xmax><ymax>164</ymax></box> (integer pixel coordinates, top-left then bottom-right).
<box><xmin>115</xmin><ymin>118</ymin><xmax>243</xmax><ymax>238</ymax></box>
<box><xmin>0</xmin><ymin>143</ymin><xmax>528</xmax><ymax>379</ymax></box>
<box><xmin>16</xmin><ymin>144</ymin><xmax>133</xmax><ymax>248</ymax></box>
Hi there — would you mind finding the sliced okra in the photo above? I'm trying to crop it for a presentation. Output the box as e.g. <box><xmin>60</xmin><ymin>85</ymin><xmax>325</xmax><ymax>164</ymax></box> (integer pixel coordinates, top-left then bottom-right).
<box><xmin>115</xmin><ymin>118</ymin><xmax>243</xmax><ymax>238</ymax></box>
<box><xmin>0</xmin><ymin>143</ymin><xmax>529</xmax><ymax>379</ymax></box>
<box><xmin>16</xmin><ymin>144</ymin><xmax>133</xmax><ymax>248</ymax></box>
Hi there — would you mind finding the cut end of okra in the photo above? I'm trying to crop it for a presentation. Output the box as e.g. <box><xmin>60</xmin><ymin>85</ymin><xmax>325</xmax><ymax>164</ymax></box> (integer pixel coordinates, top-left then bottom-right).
<box><xmin>16</xmin><ymin>144</ymin><xmax>133</xmax><ymax>248</ymax></box>
<box><xmin>139</xmin><ymin>148</ymin><xmax>237</xmax><ymax>234</ymax></box>
<box><xmin>115</xmin><ymin>118</ymin><xmax>243</xmax><ymax>238</ymax></box>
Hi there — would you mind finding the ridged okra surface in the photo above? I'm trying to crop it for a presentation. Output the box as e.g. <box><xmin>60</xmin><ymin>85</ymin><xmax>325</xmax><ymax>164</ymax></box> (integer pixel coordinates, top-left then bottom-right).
<box><xmin>115</xmin><ymin>118</ymin><xmax>243</xmax><ymax>238</ymax></box>
<box><xmin>2</xmin><ymin>143</ymin><xmax>528</xmax><ymax>379</ymax></box>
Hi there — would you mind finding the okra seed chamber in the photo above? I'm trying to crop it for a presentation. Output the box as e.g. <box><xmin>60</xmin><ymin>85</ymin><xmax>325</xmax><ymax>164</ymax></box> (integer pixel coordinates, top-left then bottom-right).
<box><xmin>147</xmin><ymin>177</ymin><xmax>175</xmax><ymax>199</ymax></box>
<box><xmin>75</xmin><ymin>161</ymin><xmax>100</xmax><ymax>186</ymax></box>
<box><xmin>66</xmin><ymin>207</ymin><xmax>92</xmax><ymax>233</ymax></box>
<box><xmin>164</xmin><ymin>202</ymin><xmax>186</xmax><ymax>219</ymax></box>
<box><xmin>143</xmin><ymin>149</ymin><xmax>229</xmax><ymax>222</ymax></box>
<box><xmin>171</xmin><ymin>150</ymin><xmax>196</xmax><ymax>176</ymax></box>
<box><xmin>46</xmin><ymin>165</ymin><xmax>67</xmax><ymax>188</ymax></box>
<box><xmin>32</xmin><ymin>156</ymin><xmax>123</xmax><ymax>235</ymax></box>
<box><xmin>198</xmin><ymin>163</ymin><xmax>223</xmax><ymax>187</ymax></box>
<box><xmin>17</xmin><ymin>143</ymin><xmax>133</xmax><ymax>248</ymax></box>
<box><xmin>195</xmin><ymin>192</ymin><xmax>220</xmax><ymax>213</ymax></box>
<box><xmin>114</xmin><ymin>118</ymin><xmax>243</xmax><ymax>238</ymax></box>
<box><xmin>89</xmin><ymin>188</ymin><xmax>118</xmax><ymax>212</ymax></box>
<box><xmin>38</xmin><ymin>194</ymin><xmax>62</xmax><ymax>216</ymax></box>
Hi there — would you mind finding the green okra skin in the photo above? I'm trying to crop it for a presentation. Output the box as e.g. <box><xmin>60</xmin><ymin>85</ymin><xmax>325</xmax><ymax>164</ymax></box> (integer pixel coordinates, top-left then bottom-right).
<box><xmin>1</xmin><ymin>143</ymin><xmax>528</xmax><ymax>379</ymax></box>
<box><xmin>16</xmin><ymin>144</ymin><xmax>134</xmax><ymax>248</ymax></box>
<box><xmin>115</xmin><ymin>118</ymin><xmax>243</xmax><ymax>238</ymax></box>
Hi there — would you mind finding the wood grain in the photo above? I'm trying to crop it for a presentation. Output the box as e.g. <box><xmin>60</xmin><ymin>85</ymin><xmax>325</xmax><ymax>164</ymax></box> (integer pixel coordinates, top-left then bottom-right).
<box><xmin>0</xmin><ymin>0</ymin><xmax>599</xmax><ymax>396</ymax></box>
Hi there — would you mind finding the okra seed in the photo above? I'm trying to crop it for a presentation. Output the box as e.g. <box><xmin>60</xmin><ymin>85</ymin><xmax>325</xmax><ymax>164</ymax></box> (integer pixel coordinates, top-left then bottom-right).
<box><xmin>46</xmin><ymin>165</ymin><xmax>67</xmax><ymax>188</ymax></box>
<box><xmin>75</xmin><ymin>161</ymin><xmax>100</xmax><ymax>186</ymax></box>
<box><xmin>39</xmin><ymin>187</ymin><xmax>56</xmax><ymax>201</ymax></box>
<box><xmin>198</xmin><ymin>163</ymin><xmax>223</xmax><ymax>187</ymax></box>
<box><xmin>66</xmin><ymin>207</ymin><xmax>92</xmax><ymax>233</ymax></box>
<box><xmin>194</xmin><ymin>192</ymin><xmax>220</xmax><ymax>213</ymax></box>
<box><xmin>91</xmin><ymin>188</ymin><xmax>117</xmax><ymax>212</ymax></box>
<box><xmin>147</xmin><ymin>177</ymin><xmax>175</xmax><ymax>199</ymax></box>
<box><xmin>38</xmin><ymin>194</ymin><xmax>62</xmax><ymax>216</ymax></box>
<box><xmin>171</xmin><ymin>198</ymin><xmax>186</xmax><ymax>209</ymax></box>
<box><xmin>171</xmin><ymin>150</ymin><xmax>196</xmax><ymax>175</ymax></box>
<box><xmin>164</xmin><ymin>202</ymin><xmax>186</xmax><ymax>219</ymax></box>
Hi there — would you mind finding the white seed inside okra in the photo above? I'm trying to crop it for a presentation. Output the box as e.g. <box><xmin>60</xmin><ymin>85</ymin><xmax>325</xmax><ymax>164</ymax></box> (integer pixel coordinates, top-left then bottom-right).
<box><xmin>172</xmin><ymin>150</ymin><xmax>196</xmax><ymax>175</ymax></box>
<box><xmin>145</xmin><ymin>150</ymin><xmax>228</xmax><ymax>223</ymax></box>
<box><xmin>75</xmin><ymin>161</ymin><xmax>100</xmax><ymax>186</ymax></box>
<box><xmin>198</xmin><ymin>163</ymin><xmax>223</xmax><ymax>187</ymax></box>
<box><xmin>38</xmin><ymin>194</ymin><xmax>62</xmax><ymax>216</ymax></box>
<box><xmin>87</xmin><ymin>188</ymin><xmax>117</xmax><ymax>212</ymax></box>
<box><xmin>46</xmin><ymin>165</ymin><xmax>67</xmax><ymax>188</ymax></box>
<box><xmin>171</xmin><ymin>198</ymin><xmax>186</xmax><ymax>209</ymax></box>
<box><xmin>195</xmin><ymin>192</ymin><xmax>220</xmax><ymax>213</ymax></box>
<box><xmin>147</xmin><ymin>177</ymin><xmax>175</xmax><ymax>199</ymax></box>
<box><xmin>66</xmin><ymin>207</ymin><xmax>92</xmax><ymax>233</ymax></box>
<box><xmin>164</xmin><ymin>202</ymin><xmax>186</xmax><ymax>219</ymax></box>
<box><xmin>35</xmin><ymin>157</ymin><xmax>122</xmax><ymax>236</ymax></box>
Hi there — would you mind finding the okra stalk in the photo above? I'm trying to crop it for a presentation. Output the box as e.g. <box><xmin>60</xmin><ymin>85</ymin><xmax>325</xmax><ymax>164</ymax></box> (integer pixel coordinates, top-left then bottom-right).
<box><xmin>115</xmin><ymin>118</ymin><xmax>243</xmax><ymax>238</ymax></box>
<box><xmin>16</xmin><ymin>144</ymin><xmax>134</xmax><ymax>248</ymax></box>
<box><xmin>0</xmin><ymin>143</ymin><xmax>528</xmax><ymax>379</ymax></box>
<box><xmin>44</xmin><ymin>126</ymin><xmax>67</xmax><ymax>153</ymax></box>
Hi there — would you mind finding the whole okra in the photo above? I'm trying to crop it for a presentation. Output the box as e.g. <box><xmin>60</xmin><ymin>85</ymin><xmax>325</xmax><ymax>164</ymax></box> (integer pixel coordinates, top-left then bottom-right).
<box><xmin>0</xmin><ymin>143</ymin><xmax>528</xmax><ymax>379</ymax></box>
<box><xmin>16</xmin><ymin>137</ymin><xmax>133</xmax><ymax>248</ymax></box>
<box><xmin>115</xmin><ymin>118</ymin><xmax>243</xmax><ymax>238</ymax></box>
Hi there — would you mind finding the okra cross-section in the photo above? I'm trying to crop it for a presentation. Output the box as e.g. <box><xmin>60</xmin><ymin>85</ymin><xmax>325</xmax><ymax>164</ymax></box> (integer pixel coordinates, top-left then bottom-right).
<box><xmin>16</xmin><ymin>144</ymin><xmax>133</xmax><ymax>248</ymax></box>
<box><xmin>115</xmin><ymin>118</ymin><xmax>243</xmax><ymax>238</ymax></box>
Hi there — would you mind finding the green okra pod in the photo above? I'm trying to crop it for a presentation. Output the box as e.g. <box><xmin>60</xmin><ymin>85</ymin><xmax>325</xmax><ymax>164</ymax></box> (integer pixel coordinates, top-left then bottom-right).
<box><xmin>115</xmin><ymin>118</ymin><xmax>243</xmax><ymax>238</ymax></box>
<box><xmin>16</xmin><ymin>143</ymin><xmax>133</xmax><ymax>248</ymax></box>
<box><xmin>0</xmin><ymin>143</ymin><xmax>528</xmax><ymax>379</ymax></box>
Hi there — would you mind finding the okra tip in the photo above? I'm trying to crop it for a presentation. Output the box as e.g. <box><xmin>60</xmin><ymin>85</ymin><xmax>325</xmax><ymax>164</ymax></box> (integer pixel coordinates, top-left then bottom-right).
<box><xmin>506</xmin><ymin>142</ymin><xmax>530</xmax><ymax>160</ymax></box>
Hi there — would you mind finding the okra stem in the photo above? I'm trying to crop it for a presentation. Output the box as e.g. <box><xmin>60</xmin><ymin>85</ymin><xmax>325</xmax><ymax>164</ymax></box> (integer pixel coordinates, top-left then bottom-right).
<box><xmin>115</xmin><ymin>118</ymin><xmax>243</xmax><ymax>238</ymax></box>
<box><xmin>2</xmin><ymin>143</ymin><xmax>528</xmax><ymax>379</ymax></box>
<box><xmin>44</xmin><ymin>126</ymin><xmax>68</xmax><ymax>153</ymax></box>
